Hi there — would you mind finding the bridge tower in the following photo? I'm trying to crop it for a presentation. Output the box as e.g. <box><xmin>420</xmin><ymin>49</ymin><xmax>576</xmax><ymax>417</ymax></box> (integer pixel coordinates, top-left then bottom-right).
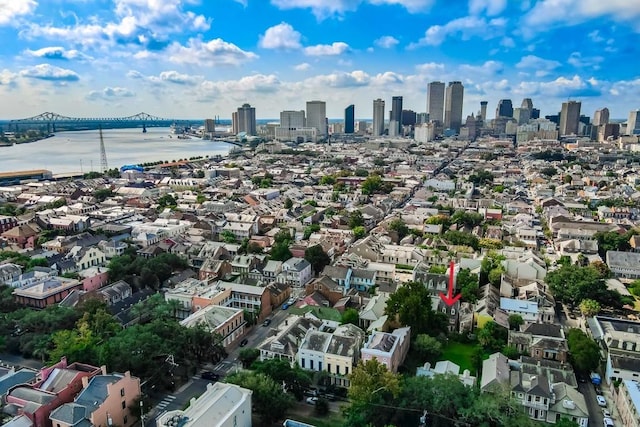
<box><xmin>99</xmin><ymin>127</ymin><xmax>109</xmax><ymax>173</ymax></box>
<box><xmin>142</xmin><ymin>123</ymin><xmax>147</xmax><ymax>133</ymax></box>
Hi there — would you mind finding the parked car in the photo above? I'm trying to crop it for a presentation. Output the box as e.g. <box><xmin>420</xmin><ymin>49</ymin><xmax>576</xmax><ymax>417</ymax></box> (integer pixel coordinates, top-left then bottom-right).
<box><xmin>201</xmin><ymin>371</ymin><xmax>219</xmax><ymax>381</ymax></box>
<box><xmin>282</xmin><ymin>303</ymin><xmax>289</xmax><ymax>310</ymax></box>
<box><xmin>596</xmin><ymin>395</ymin><xmax>607</xmax><ymax>407</ymax></box>
<box><xmin>602</xmin><ymin>409</ymin><xmax>611</xmax><ymax>418</ymax></box>
<box><xmin>603</xmin><ymin>416</ymin><xmax>614</xmax><ymax>427</ymax></box>
<box><xmin>239</xmin><ymin>338</ymin><xmax>249</xmax><ymax>347</ymax></box>
<box><xmin>262</xmin><ymin>319</ymin><xmax>272</xmax><ymax>327</ymax></box>
<box><xmin>305</xmin><ymin>397</ymin><xmax>318</xmax><ymax>405</ymax></box>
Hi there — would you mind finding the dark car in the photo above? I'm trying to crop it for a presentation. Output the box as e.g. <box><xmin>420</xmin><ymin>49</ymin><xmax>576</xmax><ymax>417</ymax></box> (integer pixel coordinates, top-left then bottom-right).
<box><xmin>201</xmin><ymin>371</ymin><xmax>219</xmax><ymax>381</ymax></box>
<box><xmin>262</xmin><ymin>319</ymin><xmax>272</xmax><ymax>327</ymax></box>
<box><xmin>239</xmin><ymin>338</ymin><xmax>249</xmax><ymax>347</ymax></box>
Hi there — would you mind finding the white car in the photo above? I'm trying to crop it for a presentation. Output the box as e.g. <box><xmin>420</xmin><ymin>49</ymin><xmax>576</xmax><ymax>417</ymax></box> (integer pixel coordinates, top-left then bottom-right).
<box><xmin>305</xmin><ymin>396</ymin><xmax>318</xmax><ymax>405</ymax></box>
<box><xmin>602</xmin><ymin>409</ymin><xmax>611</xmax><ymax>418</ymax></box>
<box><xmin>596</xmin><ymin>395</ymin><xmax>607</xmax><ymax>407</ymax></box>
<box><xmin>603</xmin><ymin>416</ymin><xmax>614</xmax><ymax>427</ymax></box>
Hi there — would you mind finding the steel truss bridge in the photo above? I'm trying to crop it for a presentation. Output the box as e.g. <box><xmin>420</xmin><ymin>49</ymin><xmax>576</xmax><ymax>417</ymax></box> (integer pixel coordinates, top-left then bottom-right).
<box><xmin>5</xmin><ymin>112</ymin><xmax>195</xmax><ymax>133</ymax></box>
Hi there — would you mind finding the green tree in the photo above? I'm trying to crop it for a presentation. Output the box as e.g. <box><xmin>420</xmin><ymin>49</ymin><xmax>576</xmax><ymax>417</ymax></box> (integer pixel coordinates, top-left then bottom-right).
<box><xmin>304</xmin><ymin>244</ymin><xmax>331</xmax><ymax>275</ymax></box>
<box><xmin>508</xmin><ymin>314</ymin><xmax>524</xmax><ymax>331</ymax></box>
<box><xmin>220</xmin><ymin>230</ymin><xmax>238</xmax><ymax>244</ymax></box>
<box><xmin>579</xmin><ymin>298</ymin><xmax>601</xmax><ymax>318</ymax></box>
<box><xmin>567</xmin><ymin>328</ymin><xmax>600</xmax><ymax>372</ymax></box>
<box><xmin>93</xmin><ymin>188</ymin><xmax>114</xmax><ymax>202</ymax></box>
<box><xmin>349</xmin><ymin>210</ymin><xmax>365</xmax><ymax>229</ymax></box>
<box><xmin>468</xmin><ymin>170</ymin><xmax>494</xmax><ymax>185</ymax></box>
<box><xmin>319</xmin><ymin>175</ymin><xmax>336</xmax><ymax>185</ymax></box>
<box><xmin>443</xmin><ymin>230</ymin><xmax>479</xmax><ymax>250</ymax></box>
<box><xmin>303</xmin><ymin>224</ymin><xmax>321</xmax><ymax>240</ymax></box>
<box><xmin>284</xmin><ymin>197</ymin><xmax>293</xmax><ymax>209</ymax></box>
<box><xmin>546</xmin><ymin>264</ymin><xmax>619</xmax><ymax>307</ymax></box>
<box><xmin>226</xmin><ymin>371</ymin><xmax>293</xmax><ymax>425</ymax></box>
<box><xmin>388</xmin><ymin>218</ymin><xmax>409</xmax><ymax>240</ymax></box>
<box><xmin>361</xmin><ymin>175</ymin><xmax>383</xmax><ymax>195</ymax></box>
<box><xmin>341</xmin><ymin>308</ymin><xmax>360</xmax><ymax>326</ymax></box>
<box><xmin>348</xmin><ymin>359</ymin><xmax>400</xmax><ymax>405</ymax></box>
<box><xmin>251</xmin><ymin>357</ymin><xmax>311</xmax><ymax>401</ymax></box>
<box><xmin>385</xmin><ymin>281</ymin><xmax>448</xmax><ymax>336</ymax></box>
<box><xmin>540</xmin><ymin>166</ymin><xmax>558</xmax><ymax>177</ymax></box>
<box><xmin>456</xmin><ymin>268</ymin><xmax>479</xmax><ymax>303</ymax></box>
<box><xmin>238</xmin><ymin>347</ymin><xmax>260</xmax><ymax>368</ymax></box>
<box><xmin>412</xmin><ymin>334</ymin><xmax>442</xmax><ymax>361</ymax></box>
<box><xmin>477</xmin><ymin>321</ymin><xmax>508</xmax><ymax>353</ymax></box>
<box><xmin>352</xmin><ymin>226</ymin><xmax>366</xmax><ymax>240</ymax></box>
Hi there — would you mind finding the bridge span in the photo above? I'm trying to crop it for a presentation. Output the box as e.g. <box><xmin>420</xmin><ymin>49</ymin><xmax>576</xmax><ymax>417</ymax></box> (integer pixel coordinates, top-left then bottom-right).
<box><xmin>5</xmin><ymin>112</ymin><xmax>196</xmax><ymax>133</ymax></box>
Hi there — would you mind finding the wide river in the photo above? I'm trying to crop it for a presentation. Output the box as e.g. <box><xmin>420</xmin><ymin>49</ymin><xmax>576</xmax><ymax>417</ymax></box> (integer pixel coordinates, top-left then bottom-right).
<box><xmin>0</xmin><ymin>127</ymin><xmax>231</xmax><ymax>175</ymax></box>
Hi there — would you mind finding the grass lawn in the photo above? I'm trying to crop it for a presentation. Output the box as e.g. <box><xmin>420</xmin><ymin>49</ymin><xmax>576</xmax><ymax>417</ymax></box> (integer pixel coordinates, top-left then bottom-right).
<box><xmin>288</xmin><ymin>305</ymin><xmax>342</xmax><ymax>322</ymax></box>
<box><xmin>440</xmin><ymin>341</ymin><xmax>478</xmax><ymax>374</ymax></box>
<box><xmin>288</xmin><ymin>413</ymin><xmax>346</xmax><ymax>427</ymax></box>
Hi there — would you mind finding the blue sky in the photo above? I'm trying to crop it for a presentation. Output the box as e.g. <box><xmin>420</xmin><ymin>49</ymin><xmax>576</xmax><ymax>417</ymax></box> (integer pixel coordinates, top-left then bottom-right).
<box><xmin>0</xmin><ymin>0</ymin><xmax>638</xmax><ymax>120</ymax></box>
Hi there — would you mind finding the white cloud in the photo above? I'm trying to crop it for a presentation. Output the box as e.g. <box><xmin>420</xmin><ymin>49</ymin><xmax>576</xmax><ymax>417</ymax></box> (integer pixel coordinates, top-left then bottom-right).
<box><xmin>233</xmin><ymin>0</ymin><xmax>248</xmax><ymax>6</ymax></box>
<box><xmin>0</xmin><ymin>0</ymin><xmax>37</xmax><ymax>26</ymax></box>
<box><xmin>412</xmin><ymin>16</ymin><xmax>506</xmax><ymax>46</ymax></box>
<box><xmin>155</xmin><ymin>71</ymin><xmax>203</xmax><ymax>85</ymax></box>
<box><xmin>588</xmin><ymin>30</ymin><xmax>605</xmax><ymax>43</ymax></box>
<box><xmin>468</xmin><ymin>0</ymin><xmax>507</xmax><ymax>16</ymax></box>
<box><xmin>302</xmin><ymin>70</ymin><xmax>371</xmax><ymax>88</ymax></box>
<box><xmin>167</xmin><ymin>38</ymin><xmax>258</xmax><ymax>66</ymax></box>
<box><xmin>259</xmin><ymin>22</ymin><xmax>302</xmax><ymax>50</ymax></box>
<box><xmin>515</xmin><ymin>55</ymin><xmax>561</xmax><ymax>77</ymax></box>
<box><xmin>374</xmin><ymin>35</ymin><xmax>399</xmax><ymax>48</ymax></box>
<box><xmin>294</xmin><ymin>62</ymin><xmax>311</xmax><ymax>71</ymax></box>
<box><xmin>304</xmin><ymin>42</ymin><xmax>350</xmax><ymax>56</ymax></box>
<box><xmin>87</xmin><ymin>86</ymin><xmax>135</xmax><ymax>100</ymax></box>
<box><xmin>19</xmin><ymin>64</ymin><xmax>80</xmax><ymax>81</ymax></box>
<box><xmin>24</xmin><ymin>46</ymin><xmax>93</xmax><ymax>61</ymax></box>
<box><xmin>567</xmin><ymin>52</ymin><xmax>604</xmax><ymax>69</ymax></box>
<box><xmin>0</xmin><ymin>69</ymin><xmax>18</xmax><ymax>85</ymax></box>
<box><xmin>524</xmin><ymin>0</ymin><xmax>640</xmax><ymax>31</ymax></box>
<box><xmin>198</xmin><ymin>74</ymin><xmax>281</xmax><ymax>100</ymax></box>
<box><xmin>270</xmin><ymin>0</ymin><xmax>433</xmax><ymax>19</ymax></box>
<box><xmin>459</xmin><ymin>60</ymin><xmax>503</xmax><ymax>76</ymax></box>
<box><xmin>500</xmin><ymin>37</ymin><xmax>515</xmax><ymax>48</ymax></box>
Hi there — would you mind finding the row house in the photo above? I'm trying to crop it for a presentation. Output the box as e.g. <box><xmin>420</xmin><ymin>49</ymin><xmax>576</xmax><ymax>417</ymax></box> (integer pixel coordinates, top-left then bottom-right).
<box><xmin>297</xmin><ymin>323</ymin><xmax>365</xmax><ymax>388</ymax></box>
<box><xmin>508</xmin><ymin>323</ymin><xmax>569</xmax><ymax>363</ymax></box>
<box><xmin>279</xmin><ymin>257</ymin><xmax>312</xmax><ymax>287</ymax></box>
<box><xmin>259</xmin><ymin>316</ymin><xmax>323</xmax><ymax>364</ymax></box>
<box><xmin>360</xmin><ymin>327</ymin><xmax>411</xmax><ymax>373</ymax></box>
<box><xmin>180</xmin><ymin>305</ymin><xmax>246</xmax><ymax>350</ymax></box>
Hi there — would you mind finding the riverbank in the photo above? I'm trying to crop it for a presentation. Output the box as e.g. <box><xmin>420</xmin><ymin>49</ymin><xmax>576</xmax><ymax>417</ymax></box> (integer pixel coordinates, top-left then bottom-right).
<box><xmin>0</xmin><ymin>133</ymin><xmax>54</xmax><ymax>147</ymax></box>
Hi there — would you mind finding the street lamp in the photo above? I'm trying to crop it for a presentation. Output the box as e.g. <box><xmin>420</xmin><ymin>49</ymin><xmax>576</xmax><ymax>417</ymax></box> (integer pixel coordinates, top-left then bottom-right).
<box><xmin>140</xmin><ymin>400</ymin><xmax>145</xmax><ymax>427</ymax></box>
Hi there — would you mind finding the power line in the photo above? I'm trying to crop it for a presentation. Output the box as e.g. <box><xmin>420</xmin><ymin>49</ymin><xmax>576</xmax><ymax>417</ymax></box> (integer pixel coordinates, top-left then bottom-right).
<box><xmin>366</xmin><ymin>401</ymin><xmax>472</xmax><ymax>426</ymax></box>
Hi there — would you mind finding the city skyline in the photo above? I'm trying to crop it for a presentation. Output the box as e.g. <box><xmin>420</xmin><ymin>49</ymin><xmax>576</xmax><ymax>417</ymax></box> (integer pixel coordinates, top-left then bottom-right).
<box><xmin>0</xmin><ymin>1</ymin><xmax>639</xmax><ymax>120</ymax></box>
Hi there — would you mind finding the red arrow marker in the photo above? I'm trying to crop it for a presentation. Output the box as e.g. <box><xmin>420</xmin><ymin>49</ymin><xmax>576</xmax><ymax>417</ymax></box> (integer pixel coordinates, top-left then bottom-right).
<box><xmin>439</xmin><ymin>260</ymin><xmax>461</xmax><ymax>307</ymax></box>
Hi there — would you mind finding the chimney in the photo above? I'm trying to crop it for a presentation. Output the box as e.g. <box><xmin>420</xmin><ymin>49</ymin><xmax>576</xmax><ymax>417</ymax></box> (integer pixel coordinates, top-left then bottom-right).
<box><xmin>82</xmin><ymin>376</ymin><xmax>90</xmax><ymax>389</ymax></box>
<box><xmin>101</xmin><ymin>365</ymin><xmax>107</xmax><ymax>375</ymax></box>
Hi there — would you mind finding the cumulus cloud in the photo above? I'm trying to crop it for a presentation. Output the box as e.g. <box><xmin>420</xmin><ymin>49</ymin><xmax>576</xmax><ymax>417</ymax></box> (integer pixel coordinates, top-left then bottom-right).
<box><xmin>468</xmin><ymin>0</ymin><xmax>507</xmax><ymax>16</ymax></box>
<box><xmin>412</xmin><ymin>15</ymin><xmax>507</xmax><ymax>47</ymax></box>
<box><xmin>459</xmin><ymin>60</ymin><xmax>503</xmax><ymax>76</ymax></box>
<box><xmin>302</xmin><ymin>70</ymin><xmax>371</xmax><ymax>88</ymax></box>
<box><xmin>524</xmin><ymin>0</ymin><xmax>640</xmax><ymax>31</ymax></box>
<box><xmin>514</xmin><ymin>75</ymin><xmax>601</xmax><ymax>98</ymax></box>
<box><xmin>87</xmin><ymin>86</ymin><xmax>135</xmax><ymax>100</ymax></box>
<box><xmin>197</xmin><ymin>74</ymin><xmax>281</xmax><ymax>100</ymax></box>
<box><xmin>374</xmin><ymin>35</ymin><xmax>399</xmax><ymax>48</ymax></box>
<box><xmin>516</xmin><ymin>55</ymin><xmax>561</xmax><ymax>77</ymax></box>
<box><xmin>24</xmin><ymin>46</ymin><xmax>94</xmax><ymax>61</ymax></box>
<box><xmin>304</xmin><ymin>42</ymin><xmax>350</xmax><ymax>56</ymax></box>
<box><xmin>0</xmin><ymin>0</ymin><xmax>37</xmax><ymax>26</ymax></box>
<box><xmin>155</xmin><ymin>71</ymin><xmax>203</xmax><ymax>85</ymax></box>
<box><xmin>567</xmin><ymin>52</ymin><xmax>604</xmax><ymax>69</ymax></box>
<box><xmin>294</xmin><ymin>62</ymin><xmax>311</xmax><ymax>71</ymax></box>
<box><xmin>19</xmin><ymin>64</ymin><xmax>80</xmax><ymax>81</ymax></box>
<box><xmin>0</xmin><ymin>69</ymin><xmax>18</xmax><ymax>85</ymax></box>
<box><xmin>259</xmin><ymin>22</ymin><xmax>303</xmax><ymax>50</ymax></box>
<box><xmin>167</xmin><ymin>38</ymin><xmax>258</xmax><ymax>66</ymax></box>
<box><xmin>270</xmin><ymin>0</ymin><xmax>433</xmax><ymax>19</ymax></box>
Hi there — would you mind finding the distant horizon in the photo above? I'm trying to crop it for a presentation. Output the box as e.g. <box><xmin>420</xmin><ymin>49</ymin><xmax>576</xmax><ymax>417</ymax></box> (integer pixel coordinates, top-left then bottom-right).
<box><xmin>0</xmin><ymin>1</ymin><xmax>638</xmax><ymax>120</ymax></box>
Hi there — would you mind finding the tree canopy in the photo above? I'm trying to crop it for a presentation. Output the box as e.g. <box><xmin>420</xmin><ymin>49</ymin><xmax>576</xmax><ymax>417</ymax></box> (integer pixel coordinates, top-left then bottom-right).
<box><xmin>567</xmin><ymin>328</ymin><xmax>600</xmax><ymax>373</ymax></box>
<box><xmin>385</xmin><ymin>281</ymin><xmax>448</xmax><ymax>336</ymax></box>
<box><xmin>546</xmin><ymin>264</ymin><xmax>622</xmax><ymax>308</ymax></box>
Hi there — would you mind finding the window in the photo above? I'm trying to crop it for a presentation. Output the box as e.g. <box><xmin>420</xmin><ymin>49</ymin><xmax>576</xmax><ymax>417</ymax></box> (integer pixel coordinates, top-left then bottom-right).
<box><xmin>345</xmin><ymin>366</ymin><xmax>349</xmax><ymax>375</ymax></box>
<box><xmin>121</xmin><ymin>388</ymin><xmax>125</xmax><ymax>397</ymax></box>
<box><xmin>310</xmin><ymin>360</ymin><xmax>314</xmax><ymax>370</ymax></box>
<box><xmin>124</xmin><ymin>415</ymin><xmax>128</xmax><ymax>424</ymax></box>
<box><xmin>336</xmin><ymin>365</ymin><xmax>340</xmax><ymax>375</ymax></box>
<box><xmin>327</xmin><ymin>363</ymin><xmax>331</xmax><ymax>373</ymax></box>
<box><xmin>301</xmin><ymin>358</ymin><xmax>305</xmax><ymax>368</ymax></box>
<box><xmin>122</xmin><ymin>401</ymin><xmax>126</xmax><ymax>409</ymax></box>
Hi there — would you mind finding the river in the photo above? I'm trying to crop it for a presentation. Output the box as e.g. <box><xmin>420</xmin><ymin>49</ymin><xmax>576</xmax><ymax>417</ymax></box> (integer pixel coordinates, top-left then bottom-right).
<box><xmin>0</xmin><ymin>127</ymin><xmax>231</xmax><ymax>175</ymax></box>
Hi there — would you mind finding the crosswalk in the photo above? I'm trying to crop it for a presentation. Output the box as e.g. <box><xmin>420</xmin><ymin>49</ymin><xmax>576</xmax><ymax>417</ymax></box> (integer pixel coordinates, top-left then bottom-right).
<box><xmin>156</xmin><ymin>395</ymin><xmax>176</xmax><ymax>411</ymax></box>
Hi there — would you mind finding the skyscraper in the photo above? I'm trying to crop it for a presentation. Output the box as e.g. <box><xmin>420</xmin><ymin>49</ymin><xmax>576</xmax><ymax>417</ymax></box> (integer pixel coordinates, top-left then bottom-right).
<box><xmin>444</xmin><ymin>81</ymin><xmax>464</xmax><ymax>133</ymax></box>
<box><xmin>427</xmin><ymin>81</ymin><xmax>445</xmax><ymax>124</ymax></box>
<box><xmin>559</xmin><ymin>101</ymin><xmax>581</xmax><ymax>136</ymax></box>
<box><xmin>372</xmin><ymin>99</ymin><xmax>385</xmax><ymax>136</ymax></box>
<box><xmin>344</xmin><ymin>104</ymin><xmax>355</xmax><ymax>134</ymax></box>
<box><xmin>496</xmin><ymin>99</ymin><xmax>513</xmax><ymax>118</ymax></box>
<box><xmin>521</xmin><ymin>98</ymin><xmax>533</xmax><ymax>111</ymax></box>
<box><xmin>306</xmin><ymin>100</ymin><xmax>327</xmax><ymax>136</ymax></box>
<box><xmin>390</xmin><ymin>96</ymin><xmax>403</xmax><ymax>136</ymax></box>
<box><xmin>593</xmin><ymin>108</ymin><xmax>610</xmax><ymax>126</ymax></box>
<box><xmin>280</xmin><ymin>110</ymin><xmax>306</xmax><ymax>128</ymax></box>
<box><xmin>401</xmin><ymin>110</ymin><xmax>417</xmax><ymax>126</ymax></box>
<box><xmin>628</xmin><ymin>110</ymin><xmax>640</xmax><ymax>135</ymax></box>
<box><xmin>479</xmin><ymin>101</ymin><xmax>488</xmax><ymax>121</ymax></box>
<box><xmin>235</xmin><ymin>103</ymin><xmax>256</xmax><ymax>135</ymax></box>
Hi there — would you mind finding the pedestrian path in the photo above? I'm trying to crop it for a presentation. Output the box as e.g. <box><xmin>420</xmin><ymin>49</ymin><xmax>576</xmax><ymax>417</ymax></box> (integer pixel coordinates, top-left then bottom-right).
<box><xmin>156</xmin><ymin>395</ymin><xmax>176</xmax><ymax>411</ymax></box>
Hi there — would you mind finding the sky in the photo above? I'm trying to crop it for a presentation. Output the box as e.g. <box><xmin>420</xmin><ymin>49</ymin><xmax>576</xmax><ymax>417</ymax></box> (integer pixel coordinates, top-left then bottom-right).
<box><xmin>0</xmin><ymin>0</ymin><xmax>639</xmax><ymax>121</ymax></box>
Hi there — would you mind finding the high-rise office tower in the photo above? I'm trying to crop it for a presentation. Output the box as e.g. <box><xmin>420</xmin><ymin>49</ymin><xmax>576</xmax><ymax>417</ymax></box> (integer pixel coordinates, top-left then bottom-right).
<box><xmin>444</xmin><ymin>81</ymin><xmax>464</xmax><ymax>133</ymax></box>
<box><xmin>479</xmin><ymin>101</ymin><xmax>488</xmax><ymax>121</ymax></box>
<box><xmin>306</xmin><ymin>100</ymin><xmax>327</xmax><ymax>136</ymax></box>
<box><xmin>496</xmin><ymin>99</ymin><xmax>513</xmax><ymax>118</ymax></box>
<box><xmin>231</xmin><ymin>112</ymin><xmax>238</xmax><ymax>134</ymax></box>
<box><xmin>373</xmin><ymin>98</ymin><xmax>385</xmax><ymax>136</ymax></box>
<box><xmin>344</xmin><ymin>104</ymin><xmax>355</xmax><ymax>134</ymax></box>
<box><xmin>204</xmin><ymin>119</ymin><xmax>216</xmax><ymax>133</ymax></box>
<box><xmin>390</xmin><ymin>96</ymin><xmax>403</xmax><ymax>136</ymax></box>
<box><xmin>629</xmin><ymin>110</ymin><xmax>640</xmax><ymax>135</ymax></box>
<box><xmin>593</xmin><ymin>108</ymin><xmax>610</xmax><ymax>126</ymax></box>
<box><xmin>559</xmin><ymin>101</ymin><xmax>581</xmax><ymax>136</ymax></box>
<box><xmin>402</xmin><ymin>110</ymin><xmax>417</xmax><ymax>126</ymax></box>
<box><xmin>521</xmin><ymin>98</ymin><xmax>533</xmax><ymax>111</ymax></box>
<box><xmin>531</xmin><ymin>108</ymin><xmax>540</xmax><ymax>119</ymax></box>
<box><xmin>280</xmin><ymin>110</ymin><xmax>306</xmax><ymax>128</ymax></box>
<box><xmin>427</xmin><ymin>81</ymin><xmax>445</xmax><ymax>124</ymax></box>
<box><xmin>235</xmin><ymin>103</ymin><xmax>256</xmax><ymax>135</ymax></box>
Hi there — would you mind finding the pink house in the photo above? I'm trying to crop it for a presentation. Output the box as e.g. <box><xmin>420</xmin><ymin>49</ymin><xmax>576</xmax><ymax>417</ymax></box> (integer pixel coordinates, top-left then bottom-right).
<box><xmin>50</xmin><ymin>371</ymin><xmax>141</xmax><ymax>427</ymax></box>
<box><xmin>360</xmin><ymin>326</ymin><xmax>411</xmax><ymax>373</ymax></box>
<box><xmin>79</xmin><ymin>267</ymin><xmax>109</xmax><ymax>292</ymax></box>
<box><xmin>5</xmin><ymin>357</ymin><xmax>101</xmax><ymax>427</ymax></box>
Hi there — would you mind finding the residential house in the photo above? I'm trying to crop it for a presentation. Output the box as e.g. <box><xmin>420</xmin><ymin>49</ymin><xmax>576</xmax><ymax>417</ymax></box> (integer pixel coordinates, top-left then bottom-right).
<box><xmin>155</xmin><ymin>382</ymin><xmax>252</xmax><ymax>427</ymax></box>
<box><xmin>606</xmin><ymin>251</ymin><xmax>640</xmax><ymax>279</ymax></box>
<box><xmin>297</xmin><ymin>323</ymin><xmax>365</xmax><ymax>388</ymax></box>
<box><xmin>0</xmin><ymin>263</ymin><xmax>22</xmax><ymax>285</ymax></box>
<box><xmin>510</xmin><ymin>370</ymin><xmax>553</xmax><ymax>423</ymax></box>
<box><xmin>5</xmin><ymin>358</ymin><xmax>102</xmax><ymax>427</ymax></box>
<box><xmin>1</xmin><ymin>224</ymin><xmax>37</xmax><ymax>249</ymax></box>
<box><xmin>65</xmin><ymin>246</ymin><xmax>107</xmax><ymax>272</ymax></box>
<box><xmin>180</xmin><ymin>305</ymin><xmax>246</xmax><ymax>350</ymax></box>
<box><xmin>49</xmin><ymin>371</ymin><xmax>141</xmax><ymax>427</ymax></box>
<box><xmin>280</xmin><ymin>257</ymin><xmax>312</xmax><ymax>287</ymax></box>
<box><xmin>500</xmin><ymin>298</ymin><xmax>540</xmax><ymax>324</ymax></box>
<box><xmin>416</xmin><ymin>361</ymin><xmax>476</xmax><ymax>387</ymax></box>
<box><xmin>613</xmin><ymin>379</ymin><xmax>640</xmax><ymax>427</ymax></box>
<box><xmin>13</xmin><ymin>276</ymin><xmax>83</xmax><ymax>309</ymax></box>
<box><xmin>508</xmin><ymin>323</ymin><xmax>569</xmax><ymax>363</ymax></box>
<box><xmin>0</xmin><ymin>215</ymin><xmax>17</xmax><ymax>233</ymax></box>
<box><xmin>359</xmin><ymin>294</ymin><xmax>389</xmax><ymax>332</ymax></box>
<box><xmin>589</xmin><ymin>316</ymin><xmax>640</xmax><ymax>384</ymax></box>
<box><xmin>259</xmin><ymin>316</ymin><xmax>323</xmax><ymax>364</ymax></box>
<box><xmin>360</xmin><ymin>327</ymin><xmax>411</xmax><ymax>373</ymax></box>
